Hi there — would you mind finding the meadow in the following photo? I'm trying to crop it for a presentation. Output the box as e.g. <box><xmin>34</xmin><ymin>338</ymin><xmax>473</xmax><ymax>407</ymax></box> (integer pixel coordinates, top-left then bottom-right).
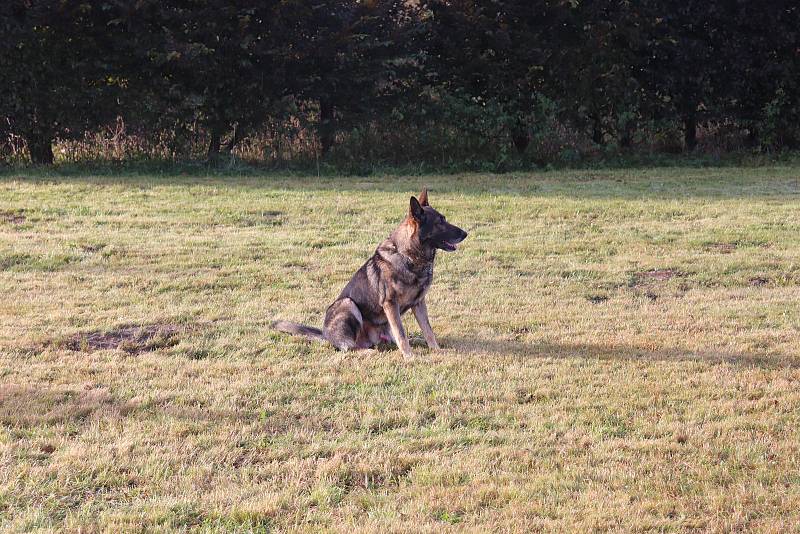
<box><xmin>1</xmin><ymin>167</ymin><xmax>799</xmax><ymax>532</ymax></box>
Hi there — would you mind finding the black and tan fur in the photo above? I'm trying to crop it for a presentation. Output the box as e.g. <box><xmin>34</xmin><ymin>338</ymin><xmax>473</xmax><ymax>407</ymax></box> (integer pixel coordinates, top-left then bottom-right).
<box><xmin>272</xmin><ymin>188</ymin><xmax>468</xmax><ymax>359</ymax></box>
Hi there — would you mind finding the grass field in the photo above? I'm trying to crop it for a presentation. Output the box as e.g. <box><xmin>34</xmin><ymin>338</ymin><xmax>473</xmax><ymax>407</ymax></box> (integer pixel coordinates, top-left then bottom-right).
<box><xmin>2</xmin><ymin>167</ymin><xmax>800</xmax><ymax>532</ymax></box>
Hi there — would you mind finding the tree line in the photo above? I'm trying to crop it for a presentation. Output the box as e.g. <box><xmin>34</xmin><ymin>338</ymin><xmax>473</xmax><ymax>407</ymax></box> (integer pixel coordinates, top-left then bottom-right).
<box><xmin>2</xmin><ymin>1</ymin><xmax>799</xmax><ymax>167</ymax></box>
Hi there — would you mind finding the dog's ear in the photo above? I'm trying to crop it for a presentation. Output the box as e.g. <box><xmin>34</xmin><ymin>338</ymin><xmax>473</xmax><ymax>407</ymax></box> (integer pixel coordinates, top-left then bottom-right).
<box><xmin>418</xmin><ymin>187</ymin><xmax>429</xmax><ymax>206</ymax></box>
<box><xmin>409</xmin><ymin>196</ymin><xmax>425</xmax><ymax>221</ymax></box>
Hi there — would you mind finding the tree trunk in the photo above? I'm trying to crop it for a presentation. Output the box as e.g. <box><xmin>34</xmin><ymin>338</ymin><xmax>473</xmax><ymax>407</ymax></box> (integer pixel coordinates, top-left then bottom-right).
<box><xmin>619</xmin><ymin>121</ymin><xmax>634</xmax><ymax>149</ymax></box>
<box><xmin>511</xmin><ymin>121</ymin><xmax>531</xmax><ymax>156</ymax></box>
<box><xmin>591</xmin><ymin>117</ymin><xmax>604</xmax><ymax>145</ymax></box>
<box><xmin>746</xmin><ymin>126</ymin><xmax>758</xmax><ymax>148</ymax></box>
<box><xmin>778</xmin><ymin>125</ymin><xmax>798</xmax><ymax>149</ymax></box>
<box><xmin>319</xmin><ymin>98</ymin><xmax>335</xmax><ymax>156</ymax></box>
<box><xmin>27</xmin><ymin>133</ymin><xmax>54</xmax><ymax>165</ymax></box>
<box><xmin>512</xmin><ymin>134</ymin><xmax>531</xmax><ymax>156</ymax></box>
<box><xmin>207</xmin><ymin>128</ymin><xmax>221</xmax><ymax>162</ymax></box>
<box><xmin>684</xmin><ymin>114</ymin><xmax>697</xmax><ymax>152</ymax></box>
<box><xmin>222</xmin><ymin>126</ymin><xmax>244</xmax><ymax>153</ymax></box>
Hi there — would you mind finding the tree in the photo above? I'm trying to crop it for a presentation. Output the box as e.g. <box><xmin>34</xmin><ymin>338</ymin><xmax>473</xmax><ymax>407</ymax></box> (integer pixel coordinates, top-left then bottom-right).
<box><xmin>275</xmin><ymin>0</ymin><xmax>412</xmax><ymax>156</ymax></box>
<box><xmin>113</xmin><ymin>1</ymin><xmax>285</xmax><ymax>161</ymax></box>
<box><xmin>423</xmin><ymin>0</ymin><xmax>570</xmax><ymax>154</ymax></box>
<box><xmin>714</xmin><ymin>1</ymin><xmax>800</xmax><ymax>148</ymax></box>
<box><xmin>547</xmin><ymin>1</ymin><xmax>649</xmax><ymax>147</ymax></box>
<box><xmin>636</xmin><ymin>2</ymin><xmax>730</xmax><ymax>151</ymax></box>
<box><xmin>0</xmin><ymin>1</ymin><xmax>122</xmax><ymax>164</ymax></box>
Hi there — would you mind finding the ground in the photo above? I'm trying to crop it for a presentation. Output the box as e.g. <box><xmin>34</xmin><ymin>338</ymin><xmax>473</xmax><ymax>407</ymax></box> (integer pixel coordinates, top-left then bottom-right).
<box><xmin>1</xmin><ymin>167</ymin><xmax>799</xmax><ymax>532</ymax></box>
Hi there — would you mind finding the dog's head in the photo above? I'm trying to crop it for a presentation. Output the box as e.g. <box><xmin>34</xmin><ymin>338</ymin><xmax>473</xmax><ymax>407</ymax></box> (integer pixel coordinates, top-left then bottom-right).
<box><xmin>408</xmin><ymin>188</ymin><xmax>468</xmax><ymax>252</ymax></box>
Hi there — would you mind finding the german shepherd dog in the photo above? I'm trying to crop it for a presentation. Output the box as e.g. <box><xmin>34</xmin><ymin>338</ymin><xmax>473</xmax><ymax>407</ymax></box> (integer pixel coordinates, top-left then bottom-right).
<box><xmin>272</xmin><ymin>188</ymin><xmax>467</xmax><ymax>359</ymax></box>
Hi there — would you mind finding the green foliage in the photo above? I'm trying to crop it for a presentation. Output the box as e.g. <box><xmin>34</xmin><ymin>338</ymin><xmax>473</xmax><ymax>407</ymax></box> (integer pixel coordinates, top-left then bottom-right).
<box><xmin>1</xmin><ymin>1</ymin><xmax>799</xmax><ymax>167</ymax></box>
<box><xmin>0</xmin><ymin>0</ymin><xmax>125</xmax><ymax>163</ymax></box>
<box><xmin>762</xmin><ymin>88</ymin><xmax>800</xmax><ymax>150</ymax></box>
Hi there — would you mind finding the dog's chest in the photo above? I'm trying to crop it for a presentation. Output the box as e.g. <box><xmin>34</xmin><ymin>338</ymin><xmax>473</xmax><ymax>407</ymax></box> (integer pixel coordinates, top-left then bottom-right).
<box><xmin>395</xmin><ymin>264</ymin><xmax>433</xmax><ymax>312</ymax></box>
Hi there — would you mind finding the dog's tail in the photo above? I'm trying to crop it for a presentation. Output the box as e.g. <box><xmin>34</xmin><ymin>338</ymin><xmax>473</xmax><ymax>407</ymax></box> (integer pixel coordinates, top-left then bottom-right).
<box><xmin>271</xmin><ymin>320</ymin><xmax>326</xmax><ymax>343</ymax></box>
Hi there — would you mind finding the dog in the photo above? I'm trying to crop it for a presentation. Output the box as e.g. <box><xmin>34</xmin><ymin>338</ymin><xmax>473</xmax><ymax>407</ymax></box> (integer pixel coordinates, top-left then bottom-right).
<box><xmin>272</xmin><ymin>188</ymin><xmax>468</xmax><ymax>359</ymax></box>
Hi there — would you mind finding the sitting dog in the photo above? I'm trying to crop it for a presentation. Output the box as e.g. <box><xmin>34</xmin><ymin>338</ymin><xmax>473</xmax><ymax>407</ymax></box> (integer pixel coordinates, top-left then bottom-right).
<box><xmin>272</xmin><ymin>188</ymin><xmax>467</xmax><ymax>359</ymax></box>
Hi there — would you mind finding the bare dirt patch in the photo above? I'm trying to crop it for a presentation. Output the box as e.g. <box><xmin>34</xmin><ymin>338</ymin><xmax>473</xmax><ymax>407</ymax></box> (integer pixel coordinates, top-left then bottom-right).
<box><xmin>60</xmin><ymin>323</ymin><xmax>182</xmax><ymax>354</ymax></box>
<box><xmin>80</xmin><ymin>243</ymin><xmax>107</xmax><ymax>254</ymax></box>
<box><xmin>631</xmin><ymin>269</ymin><xmax>683</xmax><ymax>287</ymax></box>
<box><xmin>628</xmin><ymin>269</ymin><xmax>685</xmax><ymax>300</ymax></box>
<box><xmin>1</xmin><ymin>209</ymin><xmax>26</xmax><ymax>224</ymax></box>
<box><xmin>705</xmin><ymin>242</ymin><xmax>737</xmax><ymax>254</ymax></box>
<box><xmin>237</xmin><ymin>210</ymin><xmax>284</xmax><ymax>227</ymax></box>
<box><xmin>644</xmin><ymin>290</ymin><xmax>659</xmax><ymax>302</ymax></box>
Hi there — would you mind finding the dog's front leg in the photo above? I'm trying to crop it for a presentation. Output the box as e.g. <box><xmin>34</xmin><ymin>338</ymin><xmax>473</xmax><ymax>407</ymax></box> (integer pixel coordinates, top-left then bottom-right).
<box><xmin>382</xmin><ymin>301</ymin><xmax>413</xmax><ymax>359</ymax></box>
<box><xmin>412</xmin><ymin>298</ymin><xmax>440</xmax><ymax>350</ymax></box>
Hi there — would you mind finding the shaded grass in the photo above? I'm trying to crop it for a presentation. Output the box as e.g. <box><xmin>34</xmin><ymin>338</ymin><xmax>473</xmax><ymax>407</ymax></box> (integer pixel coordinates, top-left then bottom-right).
<box><xmin>1</xmin><ymin>167</ymin><xmax>799</xmax><ymax>532</ymax></box>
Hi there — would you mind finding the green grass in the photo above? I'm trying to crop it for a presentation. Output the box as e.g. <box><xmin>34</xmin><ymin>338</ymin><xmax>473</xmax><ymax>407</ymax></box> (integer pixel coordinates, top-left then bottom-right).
<box><xmin>1</xmin><ymin>167</ymin><xmax>800</xmax><ymax>532</ymax></box>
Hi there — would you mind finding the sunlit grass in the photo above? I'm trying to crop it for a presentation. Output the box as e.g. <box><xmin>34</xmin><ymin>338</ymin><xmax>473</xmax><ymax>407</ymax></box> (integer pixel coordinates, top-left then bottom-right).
<box><xmin>1</xmin><ymin>167</ymin><xmax>799</xmax><ymax>532</ymax></box>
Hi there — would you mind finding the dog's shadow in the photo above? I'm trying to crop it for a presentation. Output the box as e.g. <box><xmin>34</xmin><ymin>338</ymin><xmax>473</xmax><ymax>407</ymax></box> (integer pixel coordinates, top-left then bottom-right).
<box><xmin>437</xmin><ymin>336</ymin><xmax>797</xmax><ymax>370</ymax></box>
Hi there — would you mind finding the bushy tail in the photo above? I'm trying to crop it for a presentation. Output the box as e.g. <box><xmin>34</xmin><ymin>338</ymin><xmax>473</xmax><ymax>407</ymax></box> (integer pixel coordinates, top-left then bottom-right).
<box><xmin>271</xmin><ymin>320</ymin><xmax>326</xmax><ymax>343</ymax></box>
